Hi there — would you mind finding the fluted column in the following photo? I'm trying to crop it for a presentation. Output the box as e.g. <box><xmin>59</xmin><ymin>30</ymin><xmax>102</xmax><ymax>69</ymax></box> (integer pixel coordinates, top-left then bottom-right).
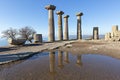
<box><xmin>64</xmin><ymin>15</ymin><xmax>69</xmax><ymax>40</ymax></box>
<box><xmin>45</xmin><ymin>5</ymin><xmax>56</xmax><ymax>42</ymax></box>
<box><xmin>49</xmin><ymin>51</ymin><xmax>56</xmax><ymax>74</ymax></box>
<box><xmin>58</xmin><ymin>51</ymin><xmax>64</xmax><ymax>69</ymax></box>
<box><xmin>56</xmin><ymin>11</ymin><xmax>64</xmax><ymax>41</ymax></box>
<box><xmin>64</xmin><ymin>52</ymin><xmax>70</xmax><ymax>63</ymax></box>
<box><xmin>76</xmin><ymin>12</ymin><xmax>83</xmax><ymax>40</ymax></box>
<box><xmin>93</xmin><ymin>27</ymin><xmax>99</xmax><ymax>40</ymax></box>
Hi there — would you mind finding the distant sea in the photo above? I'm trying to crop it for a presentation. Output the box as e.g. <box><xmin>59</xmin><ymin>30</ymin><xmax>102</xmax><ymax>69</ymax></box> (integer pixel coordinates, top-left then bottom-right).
<box><xmin>0</xmin><ymin>35</ymin><xmax>104</xmax><ymax>47</ymax></box>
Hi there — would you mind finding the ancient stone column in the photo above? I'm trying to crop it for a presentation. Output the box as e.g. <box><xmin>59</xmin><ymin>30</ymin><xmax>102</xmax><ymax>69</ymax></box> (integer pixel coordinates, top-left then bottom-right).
<box><xmin>58</xmin><ymin>51</ymin><xmax>64</xmax><ymax>69</ymax></box>
<box><xmin>76</xmin><ymin>55</ymin><xmax>82</xmax><ymax>66</ymax></box>
<box><xmin>64</xmin><ymin>15</ymin><xmax>69</xmax><ymax>40</ymax></box>
<box><xmin>108</xmin><ymin>32</ymin><xmax>111</xmax><ymax>40</ymax></box>
<box><xmin>76</xmin><ymin>12</ymin><xmax>83</xmax><ymax>40</ymax></box>
<box><xmin>34</xmin><ymin>34</ymin><xmax>42</xmax><ymax>43</ymax></box>
<box><xmin>56</xmin><ymin>11</ymin><xmax>64</xmax><ymax>41</ymax></box>
<box><xmin>45</xmin><ymin>5</ymin><xmax>56</xmax><ymax>42</ymax></box>
<box><xmin>105</xmin><ymin>32</ymin><xmax>111</xmax><ymax>40</ymax></box>
<box><xmin>105</xmin><ymin>33</ymin><xmax>108</xmax><ymax>40</ymax></box>
<box><xmin>49</xmin><ymin>51</ymin><xmax>56</xmax><ymax>74</ymax></box>
<box><xmin>64</xmin><ymin>52</ymin><xmax>69</xmax><ymax>63</ymax></box>
<box><xmin>112</xmin><ymin>25</ymin><xmax>118</xmax><ymax>32</ymax></box>
<box><xmin>111</xmin><ymin>25</ymin><xmax>118</xmax><ymax>38</ymax></box>
<box><xmin>93</xmin><ymin>27</ymin><xmax>99</xmax><ymax>40</ymax></box>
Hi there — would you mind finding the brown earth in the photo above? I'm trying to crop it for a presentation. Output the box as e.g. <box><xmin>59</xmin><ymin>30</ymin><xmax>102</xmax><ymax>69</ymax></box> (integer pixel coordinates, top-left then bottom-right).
<box><xmin>58</xmin><ymin>40</ymin><xmax>120</xmax><ymax>59</ymax></box>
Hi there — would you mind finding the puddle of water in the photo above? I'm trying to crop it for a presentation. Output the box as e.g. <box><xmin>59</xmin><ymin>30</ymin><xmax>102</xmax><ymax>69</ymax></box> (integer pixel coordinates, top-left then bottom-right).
<box><xmin>0</xmin><ymin>51</ymin><xmax>120</xmax><ymax>80</ymax></box>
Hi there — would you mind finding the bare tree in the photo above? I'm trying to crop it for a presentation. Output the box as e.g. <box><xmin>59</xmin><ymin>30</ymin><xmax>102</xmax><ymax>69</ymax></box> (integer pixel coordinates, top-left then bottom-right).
<box><xmin>19</xmin><ymin>26</ymin><xmax>36</xmax><ymax>43</ymax></box>
<box><xmin>1</xmin><ymin>27</ymin><xmax>36</xmax><ymax>44</ymax></box>
<box><xmin>2</xmin><ymin>28</ymin><xmax>18</xmax><ymax>39</ymax></box>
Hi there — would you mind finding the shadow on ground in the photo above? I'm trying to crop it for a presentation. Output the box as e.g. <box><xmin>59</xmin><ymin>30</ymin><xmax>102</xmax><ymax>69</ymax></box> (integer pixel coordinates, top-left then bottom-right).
<box><xmin>0</xmin><ymin>48</ymin><xmax>16</xmax><ymax>52</ymax></box>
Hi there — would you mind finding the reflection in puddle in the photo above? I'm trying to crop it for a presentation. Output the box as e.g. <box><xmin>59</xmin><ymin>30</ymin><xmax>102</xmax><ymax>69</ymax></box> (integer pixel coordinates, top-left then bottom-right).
<box><xmin>58</xmin><ymin>51</ymin><xmax>64</xmax><ymax>69</ymax></box>
<box><xmin>64</xmin><ymin>52</ymin><xmax>70</xmax><ymax>63</ymax></box>
<box><xmin>76</xmin><ymin>54</ymin><xmax>82</xmax><ymax>66</ymax></box>
<box><xmin>49</xmin><ymin>51</ymin><xmax>56</xmax><ymax>74</ymax></box>
<box><xmin>0</xmin><ymin>51</ymin><xmax>120</xmax><ymax>80</ymax></box>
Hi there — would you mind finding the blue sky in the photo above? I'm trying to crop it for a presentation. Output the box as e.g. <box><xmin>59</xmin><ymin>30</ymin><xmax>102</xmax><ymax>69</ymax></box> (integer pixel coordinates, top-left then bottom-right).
<box><xmin>0</xmin><ymin>0</ymin><xmax>120</xmax><ymax>37</ymax></box>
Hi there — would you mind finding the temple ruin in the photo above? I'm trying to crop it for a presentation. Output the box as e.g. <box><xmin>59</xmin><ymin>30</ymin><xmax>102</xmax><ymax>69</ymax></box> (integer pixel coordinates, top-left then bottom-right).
<box><xmin>45</xmin><ymin>4</ymin><xmax>101</xmax><ymax>42</ymax></box>
<box><xmin>76</xmin><ymin>12</ymin><xmax>83</xmax><ymax>40</ymax></box>
<box><xmin>93</xmin><ymin>27</ymin><xmax>99</xmax><ymax>40</ymax></box>
<box><xmin>34</xmin><ymin>34</ymin><xmax>42</xmax><ymax>43</ymax></box>
<box><xmin>45</xmin><ymin>5</ymin><xmax>56</xmax><ymax>42</ymax></box>
<box><xmin>105</xmin><ymin>25</ymin><xmax>120</xmax><ymax>41</ymax></box>
<box><xmin>63</xmin><ymin>15</ymin><xmax>69</xmax><ymax>40</ymax></box>
<box><xmin>56</xmin><ymin>11</ymin><xmax>64</xmax><ymax>41</ymax></box>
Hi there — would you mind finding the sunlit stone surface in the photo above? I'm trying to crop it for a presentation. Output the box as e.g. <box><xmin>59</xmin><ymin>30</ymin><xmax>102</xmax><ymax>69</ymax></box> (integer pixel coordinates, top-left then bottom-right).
<box><xmin>64</xmin><ymin>15</ymin><xmax>69</xmax><ymax>40</ymax></box>
<box><xmin>45</xmin><ymin>5</ymin><xmax>56</xmax><ymax>42</ymax></box>
<box><xmin>76</xmin><ymin>12</ymin><xmax>83</xmax><ymax>40</ymax></box>
<box><xmin>93</xmin><ymin>27</ymin><xmax>99</xmax><ymax>40</ymax></box>
<box><xmin>34</xmin><ymin>34</ymin><xmax>42</xmax><ymax>43</ymax></box>
<box><xmin>56</xmin><ymin>11</ymin><xmax>64</xmax><ymax>41</ymax></box>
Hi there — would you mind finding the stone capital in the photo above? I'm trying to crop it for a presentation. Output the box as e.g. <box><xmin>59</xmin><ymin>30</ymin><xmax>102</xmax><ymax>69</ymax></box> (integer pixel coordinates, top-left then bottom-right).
<box><xmin>93</xmin><ymin>27</ymin><xmax>98</xmax><ymax>30</ymax></box>
<box><xmin>45</xmin><ymin>5</ymin><xmax>56</xmax><ymax>10</ymax></box>
<box><xmin>56</xmin><ymin>11</ymin><xmax>64</xmax><ymax>15</ymax></box>
<box><xmin>64</xmin><ymin>15</ymin><xmax>69</xmax><ymax>18</ymax></box>
<box><xmin>76</xmin><ymin>12</ymin><xmax>83</xmax><ymax>16</ymax></box>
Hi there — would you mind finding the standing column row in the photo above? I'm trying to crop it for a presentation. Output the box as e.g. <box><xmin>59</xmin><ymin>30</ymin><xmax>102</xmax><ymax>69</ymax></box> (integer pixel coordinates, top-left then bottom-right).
<box><xmin>45</xmin><ymin>5</ymin><xmax>83</xmax><ymax>42</ymax></box>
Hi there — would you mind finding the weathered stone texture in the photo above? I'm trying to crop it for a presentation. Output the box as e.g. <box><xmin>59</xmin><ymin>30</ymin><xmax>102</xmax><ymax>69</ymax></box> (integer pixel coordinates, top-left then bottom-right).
<box><xmin>64</xmin><ymin>15</ymin><xmax>69</xmax><ymax>40</ymax></box>
<box><xmin>76</xmin><ymin>12</ymin><xmax>83</xmax><ymax>40</ymax></box>
<box><xmin>34</xmin><ymin>34</ymin><xmax>42</xmax><ymax>43</ymax></box>
<box><xmin>56</xmin><ymin>11</ymin><xmax>64</xmax><ymax>41</ymax></box>
<box><xmin>93</xmin><ymin>27</ymin><xmax>99</xmax><ymax>40</ymax></box>
<box><xmin>45</xmin><ymin>5</ymin><xmax>56</xmax><ymax>42</ymax></box>
<box><xmin>105</xmin><ymin>25</ymin><xmax>120</xmax><ymax>41</ymax></box>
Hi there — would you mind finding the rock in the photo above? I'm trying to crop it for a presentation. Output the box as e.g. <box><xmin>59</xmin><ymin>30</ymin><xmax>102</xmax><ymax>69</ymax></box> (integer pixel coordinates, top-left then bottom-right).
<box><xmin>66</xmin><ymin>44</ymin><xmax>72</xmax><ymax>48</ymax></box>
<box><xmin>8</xmin><ymin>38</ymin><xmax>26</xmax><ymax>45</ymax></box>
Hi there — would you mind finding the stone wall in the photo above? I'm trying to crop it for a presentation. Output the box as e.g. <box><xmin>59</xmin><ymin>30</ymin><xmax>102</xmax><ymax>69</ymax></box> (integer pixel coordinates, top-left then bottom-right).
<box><xmin>105</xmin><ymin>25</ymin><xmax>120</xmax><ymax>41</ymax></box>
